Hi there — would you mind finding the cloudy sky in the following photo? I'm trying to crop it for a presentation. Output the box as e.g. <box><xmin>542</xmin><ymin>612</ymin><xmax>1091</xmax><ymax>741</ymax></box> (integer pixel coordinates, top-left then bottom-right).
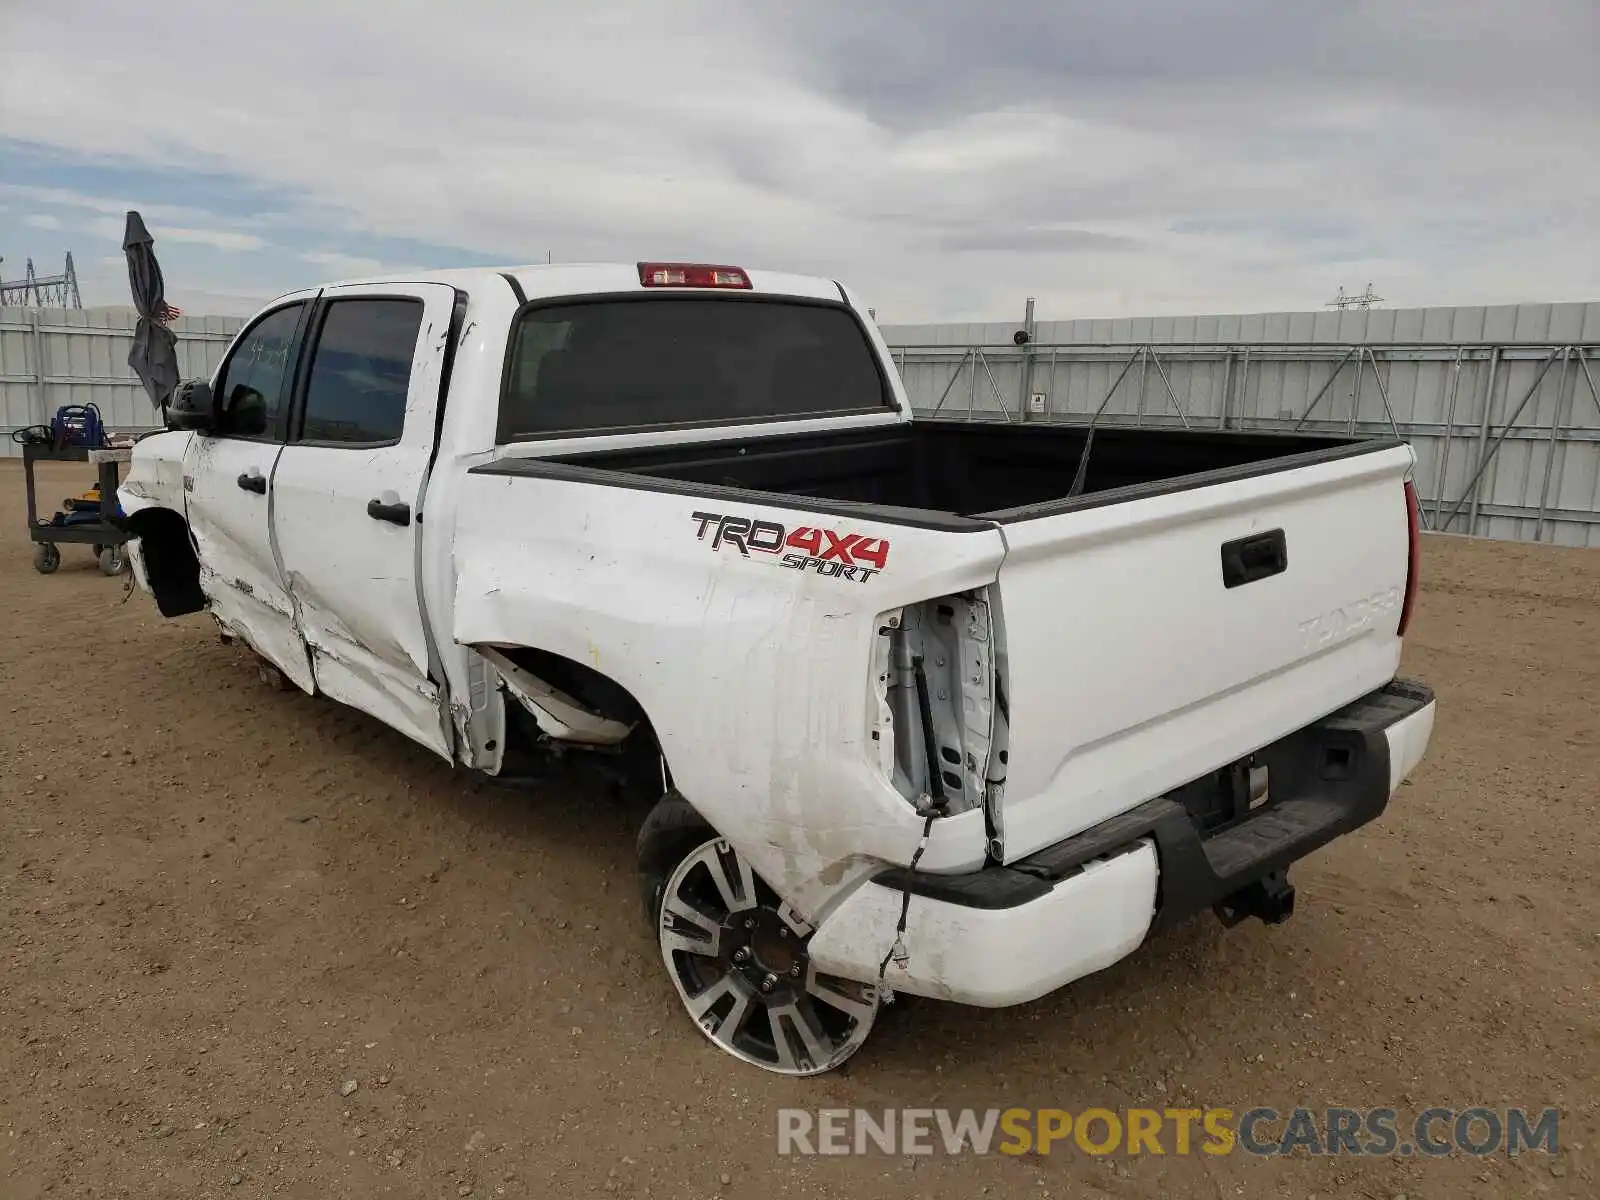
<box><xmin>2</xmin><ymin>0</ymin><xmax>1596</xmax><ymax>321</ymax></box>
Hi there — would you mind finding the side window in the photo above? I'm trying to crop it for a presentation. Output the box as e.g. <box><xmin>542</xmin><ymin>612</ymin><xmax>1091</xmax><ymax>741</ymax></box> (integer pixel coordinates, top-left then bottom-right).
<box><xmin>509</xmin><ymin>317</ymin><xmax>572</xmax><ymax>393</ymax></box>
<box><xmin>214</xmin><ymin>302</ymin><xmax>306</xmax><ymax>439</ymax></box>
<box><xmin>297</xmin><ymin>298</ymin><xmax>424</xmax><ymax>445</ymax></box>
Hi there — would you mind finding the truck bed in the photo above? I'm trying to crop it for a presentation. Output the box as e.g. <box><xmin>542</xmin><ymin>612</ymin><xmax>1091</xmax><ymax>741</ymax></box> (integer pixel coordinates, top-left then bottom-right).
<box><xmin>516</xmin><ymin>417</ymin><xmax>1419</xmax><ymax>866</ymax></box>
<box><xmin>543</xmin><ymin>420</ymin><xmax>1391</xmax><ymax>524</ymax></box>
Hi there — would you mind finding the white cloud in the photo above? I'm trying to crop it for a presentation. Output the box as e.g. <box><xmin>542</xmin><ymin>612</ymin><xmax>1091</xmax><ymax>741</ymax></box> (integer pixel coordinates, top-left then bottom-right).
<box><xmin>298</xmin><ymin>250</ymin><xmax>386</xmax><ymax>276</ymax></box>
<box><xmin>78</xmin><ymin>214</ymin><xmax>264</xmax><ymax>252</ymax></box>
<box><xmin>0</xmin><ymin>0</ymin><xmax>1595</xmax><ymax>320</ymax></box>
<box><xmin>24</xmin><ymin>213</ymin><xmax>62</xmax><ymax>230</ymax></box>
<box><xmin>82</xmin><ymin>215</ymin><xmax>129</xmax><ymax>243</ymax></box>
<box><xmin>0</xmin><ymin>183</ymin><xmax>247</xmax><ymax>229</ymax></box>
<box><xmin>160</xmin><ymin>227</ymin><xmax>266</xmax><ymax>252</ymax></box>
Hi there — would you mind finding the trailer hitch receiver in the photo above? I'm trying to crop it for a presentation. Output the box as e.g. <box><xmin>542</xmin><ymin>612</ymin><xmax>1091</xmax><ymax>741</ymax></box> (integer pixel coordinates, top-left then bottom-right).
<box><xmin>1213</xmin><ymin>868</ymin><xmax>1296</xmax><ymax>927</ymax></box>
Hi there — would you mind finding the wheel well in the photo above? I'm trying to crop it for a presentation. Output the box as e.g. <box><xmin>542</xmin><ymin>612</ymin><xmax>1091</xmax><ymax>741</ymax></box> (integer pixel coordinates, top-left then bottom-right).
<box><xmin>499</xmin><ymin>646</ymin><xmax>648</xmax><ymax>728</ymax></box>
<box><xmin>495</xmin><ymin>646</ymin><xmax>666</xmax><ymax>793</ymax></box>
<box><xmin>126</xmin><ymin>507</ymin><xmax>205</xmax><ymax>617</ymax></box>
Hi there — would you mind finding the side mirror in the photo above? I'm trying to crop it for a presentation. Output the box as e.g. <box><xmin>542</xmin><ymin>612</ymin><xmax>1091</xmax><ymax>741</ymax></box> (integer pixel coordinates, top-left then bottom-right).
<box><xmin>166</xmin><ymin>378</ymin><xmax>217</xmax><ymax>433</ymax></box>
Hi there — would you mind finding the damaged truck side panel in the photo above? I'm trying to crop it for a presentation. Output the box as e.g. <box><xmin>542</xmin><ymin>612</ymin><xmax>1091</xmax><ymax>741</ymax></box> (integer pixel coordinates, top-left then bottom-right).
<box><xmin>448</xmin><ymin>470</ymin><xmax>1009</xmax><ymax>914</ymax></box>
<box><xmin>120</xmin><ymin>260</ymin><xmax>1436</xmax><ymax>1078</ymax></box>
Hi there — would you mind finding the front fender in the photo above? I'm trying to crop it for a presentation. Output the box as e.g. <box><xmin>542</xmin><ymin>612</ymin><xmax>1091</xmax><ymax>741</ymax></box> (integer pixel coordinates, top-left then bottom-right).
<box><xmin>117</xmin><ymin>430</ymin><xmax>193</xmax><ymax>518</ymax></box>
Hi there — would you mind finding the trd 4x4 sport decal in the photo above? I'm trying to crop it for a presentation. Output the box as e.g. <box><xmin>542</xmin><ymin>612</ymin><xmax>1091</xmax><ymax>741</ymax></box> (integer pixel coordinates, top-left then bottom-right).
<box><xmin>690</xmin><ymin>511</ymin><xmax>889</xmax><ymax>583</ymax></box>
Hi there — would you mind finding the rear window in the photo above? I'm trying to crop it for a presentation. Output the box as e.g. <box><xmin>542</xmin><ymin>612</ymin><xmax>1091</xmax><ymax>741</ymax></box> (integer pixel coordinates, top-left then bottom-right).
<box><xmin>497</xmin><ymin>297</ymin><xmax>892</xmax><ymax>440</ymax></box>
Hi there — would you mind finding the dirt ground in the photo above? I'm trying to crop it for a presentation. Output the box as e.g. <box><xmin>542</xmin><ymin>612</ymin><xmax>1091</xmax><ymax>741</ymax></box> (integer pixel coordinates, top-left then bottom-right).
<box><xmin>2</xmin><ymin>460</ymin><xmax>1596</xmax><ymax>1200</ymax></box>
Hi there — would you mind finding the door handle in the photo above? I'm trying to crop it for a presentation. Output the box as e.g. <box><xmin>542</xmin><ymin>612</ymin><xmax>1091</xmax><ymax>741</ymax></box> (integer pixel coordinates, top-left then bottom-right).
<box><xmin>236</xmin><ymin>471</ymin><xmax>266</xmax><ymax>494</ymax></box>
<box><xmin>367</xmin><ymin>498</ymin><xmax>411</xmax><ymax>526</ymax></box>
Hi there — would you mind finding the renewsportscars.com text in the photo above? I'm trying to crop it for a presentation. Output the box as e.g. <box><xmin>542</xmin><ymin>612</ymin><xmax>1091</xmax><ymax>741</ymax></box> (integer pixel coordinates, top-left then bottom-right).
<box><xmin>776</xmin><ymin>1106</ymin><xmax>1560</xmax><ymax>1158</ymax></box>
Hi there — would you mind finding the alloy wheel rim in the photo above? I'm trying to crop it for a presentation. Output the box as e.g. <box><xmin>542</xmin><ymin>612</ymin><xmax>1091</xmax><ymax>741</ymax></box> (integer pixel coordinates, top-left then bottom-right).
<box><xmin>657</xmin><ymin>837</ymin><xmax>880</xmax><ymax>1075</ymax></box>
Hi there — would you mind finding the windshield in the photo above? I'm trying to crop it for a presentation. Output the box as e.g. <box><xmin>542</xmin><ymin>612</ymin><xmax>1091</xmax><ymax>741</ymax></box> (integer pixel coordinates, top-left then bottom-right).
<box><xmin>497</xmin><ymin>296</ymin><xmax>893</xmax><ymax>440</ymax></box>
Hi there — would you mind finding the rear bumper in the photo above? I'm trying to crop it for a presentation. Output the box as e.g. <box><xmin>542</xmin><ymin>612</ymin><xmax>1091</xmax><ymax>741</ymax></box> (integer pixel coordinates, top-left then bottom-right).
<box><xmin>807</xmin><ymin>678</ymin><xmax>1435</xmax><ymax>1007</ymax></box>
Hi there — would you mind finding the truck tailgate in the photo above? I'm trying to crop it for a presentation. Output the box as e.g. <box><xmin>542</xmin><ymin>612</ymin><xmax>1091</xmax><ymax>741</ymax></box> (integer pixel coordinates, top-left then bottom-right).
<box><xmin>991</xmin><ymin>442</ymin><xmax>1415</xmax><ymax>864</ymax></box>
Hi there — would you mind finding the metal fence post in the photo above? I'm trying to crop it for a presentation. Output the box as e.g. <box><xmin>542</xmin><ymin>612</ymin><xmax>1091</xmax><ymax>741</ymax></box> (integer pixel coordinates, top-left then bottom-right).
<box><xmin>1444</xmin><ymin>347</ymin><xmax>1560</xmax><ymax>534</ymax></box>
<box><xmin>28</xmin><ymin>309</ymin><xmax>48</xmax><ymax>428</ymax></box>
<box><xmin>1430</xmin><ymin>347</ymin><xmax>1464</xmax><ymax>526</ymax></box>
<box><xmin>1216</xmin><ymin>350</ymin><xmax>1234</xmax><ymax>429</ymax></box>
<box><xmin>1237</xmin><ymin>347</ymin><xmax>1250</xmax><ymax>425</ymax></box>
<box><xmin>1047</xmin><ymin>349</ymin><xmax>1058</xmax><ymax>422</ymax></box>
<box><xmin>1466</xmin><ymin>347</ymin><xmax>1501</xmax><ymax>535</ymax></box>
<box><xmin>1134</xmin><ymin>342</ymin><xmax>1149</xmax><ymax>424</ymax></box>
<box><xmin>1291</xmin><ymin>345</ymin><xmax>1357</xmax><ymax>430</ymax></box>
<box><xmin>1347</xmin><ymin>347</ymin><xmax>1365</xmax><ymax>435</ymax></box>
<box><xmin>1362</xmin><ymin>347</ymin><xmax>1404</xmax><ymax>440</ymax></box>
<box><xmin>1145</xmin><ymin>347</ymin><xmax>1191</xmax><ymax>428</ymax></box>
<box><xmin>1533</xmin><ymin>347</ymin><xmax>1573</xmax><ymax>543</ymax></box>
<box><xmin>968</xmin><ymin>346</ymin><xmax>978</xmax><ymax>420</ymax></box>
<box><xmin>929</xmin><ymin>349</ymin><xmax>974</xmax><ymax>416</ymax></box>
<box><xmin>1017</xmin><ymin>297</ymin><xmax>1036</xmax><ymax>421</ymax></box>
<box><xmin>979</xmin><ymin>352</ymin><xmax>1014</xmax><ymax>423</ymax></box>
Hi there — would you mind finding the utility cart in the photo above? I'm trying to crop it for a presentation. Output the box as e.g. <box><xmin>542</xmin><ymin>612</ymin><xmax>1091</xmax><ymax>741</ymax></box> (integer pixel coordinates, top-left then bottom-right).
<box><xmin>22</xmin><ymin>441</ymin><xmax>133</xmax><ymax>576</ymax></box>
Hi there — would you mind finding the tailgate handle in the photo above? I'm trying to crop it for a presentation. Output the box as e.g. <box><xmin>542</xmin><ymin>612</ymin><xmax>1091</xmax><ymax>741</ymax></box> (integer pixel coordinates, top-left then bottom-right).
<box><xmin>1221</xmin><ymin>529</ymin><xmax>1287</xmax><ymax>589</ymax></box>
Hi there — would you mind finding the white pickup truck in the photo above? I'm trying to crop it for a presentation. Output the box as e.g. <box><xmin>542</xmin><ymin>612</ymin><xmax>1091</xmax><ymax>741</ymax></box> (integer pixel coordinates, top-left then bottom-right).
<box><xmin>118</xmin><ymin>261</ymin><xmax>1436</xmax><ymax>1076</ymax></box>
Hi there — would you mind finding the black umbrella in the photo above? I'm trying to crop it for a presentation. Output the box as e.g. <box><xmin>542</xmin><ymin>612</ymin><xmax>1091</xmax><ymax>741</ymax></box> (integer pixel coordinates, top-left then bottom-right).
<box><xmin>124</xmin><ymin>210</ymin><xmax>181</xmax><ymax>415</ymax></box>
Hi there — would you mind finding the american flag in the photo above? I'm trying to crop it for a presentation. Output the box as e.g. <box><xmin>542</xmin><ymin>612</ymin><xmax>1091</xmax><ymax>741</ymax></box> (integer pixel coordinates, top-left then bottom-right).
<box><xmin>157</xmin><ymin>302</ymin><xmax>182</xmax><ymax>323</ymax></box>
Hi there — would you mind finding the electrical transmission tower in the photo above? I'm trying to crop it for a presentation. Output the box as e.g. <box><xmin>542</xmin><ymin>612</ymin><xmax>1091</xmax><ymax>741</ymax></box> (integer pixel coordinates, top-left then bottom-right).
<box><xmin>1327</xmin><ymin>282</ymin><xmax>1384</xmax><ymax>311</ymax></box>
<box><xmin>0</xmin><ymin>252</ymin><xmax>83</xmax><ymax>308</ymax></box>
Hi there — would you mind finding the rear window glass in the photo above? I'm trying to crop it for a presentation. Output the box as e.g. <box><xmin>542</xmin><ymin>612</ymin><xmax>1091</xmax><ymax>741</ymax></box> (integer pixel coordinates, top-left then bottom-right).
<box><xmin>498</xmin><ymin>298</ymin><xmax>891</xmax><ymax>440</ymax></box>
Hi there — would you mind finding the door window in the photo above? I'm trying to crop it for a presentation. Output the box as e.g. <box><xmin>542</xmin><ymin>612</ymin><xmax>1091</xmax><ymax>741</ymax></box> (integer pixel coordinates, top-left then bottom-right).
<box><xmin>214</xmin><ymin>302</ymin><xmax>307</xmax><ymax>440</ymax></box>
<box><xmin>297</xmin><ymin>299</ymin><xmax>425</xmax><ymax>445</ymax></box>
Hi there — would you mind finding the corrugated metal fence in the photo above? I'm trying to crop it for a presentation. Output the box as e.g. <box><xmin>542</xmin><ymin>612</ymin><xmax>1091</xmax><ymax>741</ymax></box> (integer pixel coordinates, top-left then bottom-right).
<box><xmin>6</xmin><ymin>300</ymin><xmax>1597</xmax><ymax>547</ymax></box>
<box><xmin>1</xmin><ymin>306</ymin><xmax>244</xmax><ymax>457</ymax></box>
<box><xmin>882</xmin><ymin>301</ymin><xmax>1600</xmax><ymax>548</ymax></box>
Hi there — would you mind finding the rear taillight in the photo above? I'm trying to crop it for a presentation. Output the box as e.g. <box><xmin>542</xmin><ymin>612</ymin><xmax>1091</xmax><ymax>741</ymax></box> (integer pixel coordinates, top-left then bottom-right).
<box><xmin>637</xmin><ymin>262</ymin><xmax>751</xmax><ymax>289</ymax></box>
<box><xmin>1398</xmin><ymin>479</ymin><xmax>1421</xmax><ymax>636</ymax></box>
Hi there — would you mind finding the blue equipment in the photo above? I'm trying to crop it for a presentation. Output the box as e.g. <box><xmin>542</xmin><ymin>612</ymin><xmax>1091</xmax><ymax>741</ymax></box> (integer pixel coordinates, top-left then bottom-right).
<box><xmin>50</xmin><ymin>403</ymin><xmax>108</xmax><ymax>450</ymax></box>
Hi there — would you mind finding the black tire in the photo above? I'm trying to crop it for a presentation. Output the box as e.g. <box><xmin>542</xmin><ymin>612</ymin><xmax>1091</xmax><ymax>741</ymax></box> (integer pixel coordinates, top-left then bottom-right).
<box><xmin>98</xmin><ymin>544</ymin><xmax>128</xmax><ymax>577</ymax></box>
<box><xmin>33</xmin><ymin>542</ymin><xmax>60</xmax><ymax>574</ymax></box>
<box><xmin>636</xmin><ymin>790</ymin><xmax>716</xmax><ymax>925</ymax></box>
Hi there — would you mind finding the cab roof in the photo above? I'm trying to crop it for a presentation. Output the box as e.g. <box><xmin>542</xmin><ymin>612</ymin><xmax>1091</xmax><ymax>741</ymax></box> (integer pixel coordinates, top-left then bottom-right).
<box><xmin>290</xmin><ymin>262</ymin><xmax>852</xmax><ymax>307</ymax></box>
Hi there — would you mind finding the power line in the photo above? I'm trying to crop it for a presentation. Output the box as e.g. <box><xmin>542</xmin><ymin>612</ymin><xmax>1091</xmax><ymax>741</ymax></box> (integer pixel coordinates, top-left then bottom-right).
<box><xmin>1327</xmin><ymin>281</ymin><xmax>1384</xmax><ymax>310</ymax></box>
<box><xmin>0</xmin><ymin>252</ymin><xmax>83</xmax><ymax>308</ymax></box>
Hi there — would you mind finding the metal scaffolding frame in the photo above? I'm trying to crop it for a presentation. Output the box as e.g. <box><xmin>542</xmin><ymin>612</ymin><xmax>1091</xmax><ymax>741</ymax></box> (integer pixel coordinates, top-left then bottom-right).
<box><xmin>891</xmin><ymin>338</ymin><xmax>1600</xmax><ymax>547</ymax></box>
<box><xmin>0</xmin><ymin>253</ymin><xmax>82</xmax><ymax>309</ymax></box>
